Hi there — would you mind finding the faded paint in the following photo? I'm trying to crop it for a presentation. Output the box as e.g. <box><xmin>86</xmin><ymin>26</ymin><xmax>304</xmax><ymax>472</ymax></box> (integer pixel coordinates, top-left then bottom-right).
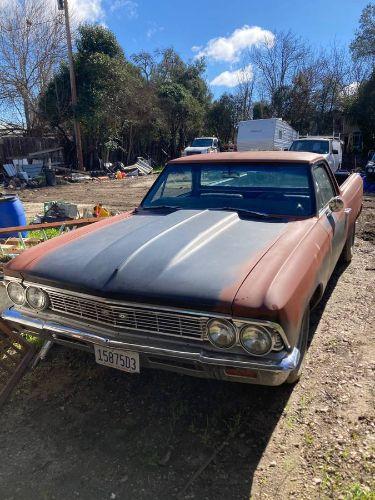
<box><xmin>3</xmin><ymin>156</ymin><xmax>363</xmax><ymax>374</ymax></box>
<box><xmin>169</xmin><ymin>151</ymin><xmax>324</xmax><ymax>165</ymax></box>
<box><xmin>10</xmin><ymin>209</ymin><xmax>287</xmax><ymax>313</ymax></box>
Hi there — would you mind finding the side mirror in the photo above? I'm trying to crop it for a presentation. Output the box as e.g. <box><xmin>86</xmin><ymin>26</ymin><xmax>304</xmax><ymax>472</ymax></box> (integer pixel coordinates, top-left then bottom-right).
<box><xmin>332</xmin><ymin>149</ymin><xmax>339</xmax><ymax>155</ymax></box>
<box><xmin>329</xmin><ymin>196</ymin><xmax>344</xmax><ymax>212</ymax></box>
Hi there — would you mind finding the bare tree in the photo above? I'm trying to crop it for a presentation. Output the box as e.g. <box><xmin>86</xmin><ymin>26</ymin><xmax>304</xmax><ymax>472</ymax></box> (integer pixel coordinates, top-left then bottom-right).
<box><xmin>312</xmin><ymin>45</ymin><xmax>351</xmax><ymax>134</ymax></box>
<box><xmin>0</xmin><ymin>0</ymin><xmax>66</xmax><ymax>132</ymax></box>
<box><xmin>250</xmin><ymin>30</ymin><xmax>308</xmax><ymax>117</ymax></box>
<box><xmin>234</xmin><ymin>64</ymin><xmax>255</xmax><ymax>121</ymax></box>
<box><xmin>131</xmin><ymin>51</ymin><xmax>155</xmax><ymax>82</ymax></box>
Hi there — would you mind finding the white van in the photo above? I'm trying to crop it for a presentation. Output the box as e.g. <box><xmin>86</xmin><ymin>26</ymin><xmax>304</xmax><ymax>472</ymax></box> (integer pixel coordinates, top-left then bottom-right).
<box><xmin>236</xmin><ymin>118</ymin><xmax>298</xmax><ymax>152</ymax></box>
<box><xmin>289</xmin><ymin>137</ymin><xmax>343</xmax><ymax>172</ymax></box>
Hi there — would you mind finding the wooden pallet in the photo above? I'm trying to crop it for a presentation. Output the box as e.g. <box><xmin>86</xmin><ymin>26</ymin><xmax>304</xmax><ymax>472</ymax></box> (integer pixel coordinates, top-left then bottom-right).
<box><xmin>0</xmin><ymin>318</ymin><xmax>38</xmax><ymax>407</ymax></box>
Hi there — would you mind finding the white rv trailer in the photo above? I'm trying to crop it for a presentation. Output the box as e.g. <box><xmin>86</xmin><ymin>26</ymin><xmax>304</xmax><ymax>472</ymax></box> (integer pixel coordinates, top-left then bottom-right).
<box><xmin>237</xmin><ymin>118</ymin><xmax>299</xmax><ymax>152</ymax></box>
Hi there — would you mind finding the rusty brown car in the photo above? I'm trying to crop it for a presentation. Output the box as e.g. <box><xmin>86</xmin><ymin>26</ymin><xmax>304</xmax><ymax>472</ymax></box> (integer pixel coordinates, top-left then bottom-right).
<box><xmin>2</xmin><ymin>152</ymin><xmax>363</xmax><ymax>385</ymax></box>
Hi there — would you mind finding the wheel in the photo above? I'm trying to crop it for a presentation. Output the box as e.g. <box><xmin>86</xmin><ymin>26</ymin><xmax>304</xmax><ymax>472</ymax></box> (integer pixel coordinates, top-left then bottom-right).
<box><xmin>340</xmin><ymin>224</ymin><xmax>355</xmax><ymax>263</ymax></box>
<box><xmin>285</xmin><ymin>308</ymin><xmax>310</xmax><ymax>384</ymax></box>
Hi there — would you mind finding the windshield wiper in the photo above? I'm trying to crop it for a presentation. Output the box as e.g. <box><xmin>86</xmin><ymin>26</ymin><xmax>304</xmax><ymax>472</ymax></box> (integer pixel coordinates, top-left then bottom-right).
<box><xmin>212</xmin><ymin>207</ymin><xmax>280</xmax><ymax>219</ymax></box>
<box><xmin>137</xmin><ymin>205</ymin><xmax>181</xmax><ymax>211</ymax></box>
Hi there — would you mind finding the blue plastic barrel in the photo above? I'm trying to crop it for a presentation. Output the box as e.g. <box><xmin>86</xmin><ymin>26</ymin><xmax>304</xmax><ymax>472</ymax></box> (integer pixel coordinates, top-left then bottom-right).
<box><xmin>0</xmin><ymin>195</ymin><xmax>28</xmax><ymax>238</ymax></box>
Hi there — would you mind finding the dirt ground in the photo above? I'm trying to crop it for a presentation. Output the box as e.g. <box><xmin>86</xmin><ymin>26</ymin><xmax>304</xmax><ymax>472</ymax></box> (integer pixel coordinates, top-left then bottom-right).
<box><xmin>0</xmin><ymin>180</ymin><xmax>374</xmax><ymax>500</ymax></box>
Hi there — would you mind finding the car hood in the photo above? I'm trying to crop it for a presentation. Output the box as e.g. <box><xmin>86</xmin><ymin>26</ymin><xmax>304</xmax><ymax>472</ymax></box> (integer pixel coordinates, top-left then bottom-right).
<box><xmin>11</xmin><ymin>210</ymin><xmax>289</xmax><ymax>313</ymax></box>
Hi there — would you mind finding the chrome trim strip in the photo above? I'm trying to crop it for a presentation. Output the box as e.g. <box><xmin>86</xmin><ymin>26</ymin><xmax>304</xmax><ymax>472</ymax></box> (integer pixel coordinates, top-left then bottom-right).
<box><xmin>1</xmin><ymin>308</ymin><xmax>299</xmax><ymax>372</ymax></box>
<box><xmin>3</xmin><ymin>278</ymin><xmax>290</xmax><ymax>351</ymax></box>
<box><xmin>22</xmin><ymin>281</ymin><xmax>224</xmax><ymax>319</ymax></box>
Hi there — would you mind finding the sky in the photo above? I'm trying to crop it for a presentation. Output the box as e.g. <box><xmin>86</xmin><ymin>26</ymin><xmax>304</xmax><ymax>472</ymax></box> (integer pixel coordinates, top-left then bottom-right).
<box><xmin>67</xmin><ymin>0</ymin><xmax>369</xmax><ymax>96</ymax></box>
<box><xmin>12</xmin><ymin>0</ymin><xmax>373</xmax><ymax>98</ymax></box>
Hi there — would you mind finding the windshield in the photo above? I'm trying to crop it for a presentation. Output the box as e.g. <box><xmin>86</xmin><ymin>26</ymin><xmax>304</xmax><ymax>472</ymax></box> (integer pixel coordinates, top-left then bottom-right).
<box><xmin>191</xmin><ymin>138</ymin><xmax>213</xmax><ymax>148</ymax></box>
<box><xmin>290</xmin><ymin>140</ymin><xmax>330</xmax><ymax>155</ymax></box>
<box><xmin>141</xmin><ymin>163</ymin><xmax>314</xmax><ymax>217</ymax></box>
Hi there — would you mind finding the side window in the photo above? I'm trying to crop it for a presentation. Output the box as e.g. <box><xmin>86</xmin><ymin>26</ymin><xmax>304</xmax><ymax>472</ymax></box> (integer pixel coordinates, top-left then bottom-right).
<box><xmin>153</xmin><ymin>169</ymin><xmax>192</xmax><ymax>200</ymax></box>
<box><xmin>313</xmin><ymin>164</ymin><xmax>336</xmax><ymax>210</ymax></box>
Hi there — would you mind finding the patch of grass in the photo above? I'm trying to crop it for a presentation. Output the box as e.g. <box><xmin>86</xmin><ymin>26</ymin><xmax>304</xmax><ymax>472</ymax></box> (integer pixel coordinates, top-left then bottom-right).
<box><xmin>223</xmin><ymin>413</ymin><xmax>243</xmax><ymax>436</ymax></box>
<box><xmin>285</xmin><ymin>413</ymin><xmax>297</xmax><ymax>429</ymax></box>
<box><xmin>343</xmin><ymin>483</ymin><xmax>375</xmax><ymax>500</ymax></box>
<box><xmin>29</xmin><ymin>228</ymin><xmax>61</xmax><ymax>240</ymax></box>
<box><xmin>304</xmin><ymin>432</ymin><xmax>314</xmax><ymax>446</ymax></box>
<box><xmin>23</xmin><ymin>333</ymin><xmax>44</xmax><ymax>348</ymax></box>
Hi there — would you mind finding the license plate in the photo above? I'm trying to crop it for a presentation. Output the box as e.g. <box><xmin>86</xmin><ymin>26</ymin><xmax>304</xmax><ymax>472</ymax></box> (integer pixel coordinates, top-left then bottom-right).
<box><xmin>94</xmin><ymin>345</ymin><xmax>140</xmax><ymax>373</ymax></box>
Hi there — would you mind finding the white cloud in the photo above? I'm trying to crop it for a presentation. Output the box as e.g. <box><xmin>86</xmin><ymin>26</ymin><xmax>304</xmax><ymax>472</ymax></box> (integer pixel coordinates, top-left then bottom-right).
<box><xmin>146</xmin><ymin>23</ymin><xmax>164</xmax><ymax>39</ymax></box>
<box><xmin>210</xmin><ymin>64</ymin><xmax>253</xmax><ymax>88</ymax></box>
<box><xmin>193</xmin><ymin>25</ymin><xmax>275</xmax><ymax>63</ymax></box>
<box><xmin>69</xmin><ymin>0</ymin><xmax>105</xmax><ymax>23</ymax></box>
<box><xmin>109</xmin><ymin>0</ymin><xmax>138</xmax><ymax>18</ymax></box>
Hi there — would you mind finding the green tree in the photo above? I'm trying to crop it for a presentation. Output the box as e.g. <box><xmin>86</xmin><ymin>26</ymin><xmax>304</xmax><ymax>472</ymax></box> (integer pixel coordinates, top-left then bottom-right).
<box><xmin>207</xmin><ymin>94</ymin><xmax>237</xmax><ymax>144</ymax></box>
<box><xmin>347</xmin><ymin>71</ymin><xmax>375</xmax><ymax>150</ymax></box>
<box><xmin>252</xmin><ymin>101</ymin><xmax>272</xmax><ymax>119</ymax></box>
<box><xmin>350</xmin><ymin>3</ymin><xmax>375</xmax><ymax>64</ymax></box>
<box><xmin>152</xmin><ymin>49</ymin><xmax>210</xmax><ymax>158</ymax></box>
<box><xmin>39</xmin><ymin>24</ymin><xmax>145</xmax><ymax>168</ymax></box>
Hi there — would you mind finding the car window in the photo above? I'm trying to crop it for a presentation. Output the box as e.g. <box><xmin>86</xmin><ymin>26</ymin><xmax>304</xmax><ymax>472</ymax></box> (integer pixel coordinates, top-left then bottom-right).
<box><xmin>290</xmin><ymin>140</ymin><xmax>330</xmax><ymax>154</ymax></box>
<box><xmin>142</xmin><ymin>163</ymin><xmax>314</xmax><ymax>217</ymax></box>
<box><xmin>313</xmin><ymin>164</ymin><xmax>336</xmax><ymax>210</ymax></box>
<box><xmin>191</xmin><ymin>139</ymin><xmax>213</xmax><ymax>147</ymax></box>
<box><xmin>152</xmin><ymin>168</ymin><xmax>193</xmax><ymax>199</ymax></box>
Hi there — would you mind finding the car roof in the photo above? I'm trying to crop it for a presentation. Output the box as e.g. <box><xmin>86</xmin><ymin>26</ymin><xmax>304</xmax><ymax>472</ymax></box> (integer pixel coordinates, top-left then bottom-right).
<box><xmin>169</xmin><ymin>151</ymin><xmax>324</xmax><ymax>165</ymax></box>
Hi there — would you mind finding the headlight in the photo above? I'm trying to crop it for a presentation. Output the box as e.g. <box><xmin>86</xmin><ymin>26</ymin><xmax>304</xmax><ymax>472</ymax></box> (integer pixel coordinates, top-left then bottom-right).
<box><xmin>240</xmin><ymin>325</ymin><xmax>272</xmax><ymax>355</ymax></box>
<box><xmin>26</xmin><ymin>286</ymin><xmax>50</xmax><ymax>310</ymax></box>
<box><xmin>207</xmin><ymin>319</ymin><xmax>236</xmax><ymax>348</ymax></box>
<box><xmin>6</xmin><ymin>282</ymin><xmax>26</xmax><ymax>305</ymax></box>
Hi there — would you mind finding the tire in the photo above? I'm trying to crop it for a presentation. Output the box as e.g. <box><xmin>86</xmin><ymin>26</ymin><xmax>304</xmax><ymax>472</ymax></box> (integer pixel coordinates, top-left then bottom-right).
<box><xmin>340</xmin><ymin>224</ymin><xmax>355</xmax><ymax>263</ymax></box>
<box><xmin>285</xmin><ymin>308</ymin><xmax>310</xmax><ymax>384</ymax></box>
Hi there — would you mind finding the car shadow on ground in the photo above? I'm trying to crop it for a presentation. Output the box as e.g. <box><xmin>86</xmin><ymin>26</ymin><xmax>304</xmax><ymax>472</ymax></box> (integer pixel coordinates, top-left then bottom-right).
<box><xmin>0</xmin><ymin>264</ymin><xmax>348</xmax><ymax>500</ymax></box>
<box><xmin>308</xmin><ymin>261</ymin><xmax>349</xmax><ymax>343</ymax></box>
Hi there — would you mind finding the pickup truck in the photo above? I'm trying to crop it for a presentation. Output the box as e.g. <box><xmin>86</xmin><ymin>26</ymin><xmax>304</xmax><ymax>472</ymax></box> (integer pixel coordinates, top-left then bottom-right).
<box><xmin>183</xmin><ymin>137</ymin><xmax>219</xmax><ymax>156</ymax></box>
<box><xmin>2</xmin><ymin>152</ymin><xmax>363</xmax><ymax>386</ymax></box>
<box><xmin>289</xmin><ymin>137</ymin><xmax>343</xmax><ymax>172</ymax></box>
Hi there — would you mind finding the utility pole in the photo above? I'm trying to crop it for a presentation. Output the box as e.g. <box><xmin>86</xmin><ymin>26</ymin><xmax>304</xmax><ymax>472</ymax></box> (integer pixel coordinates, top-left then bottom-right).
<box><xmin>58</xmin><ymin>0</ymin><xmax>84</xmax><ymax>171</ymax></box>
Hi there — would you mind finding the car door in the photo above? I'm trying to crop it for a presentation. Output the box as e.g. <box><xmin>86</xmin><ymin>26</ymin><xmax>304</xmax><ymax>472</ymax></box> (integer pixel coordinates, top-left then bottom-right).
<box><xmin>312</xmin><ymin>163</ymin><xmax>347</xmax><ymax>270</ymax></box>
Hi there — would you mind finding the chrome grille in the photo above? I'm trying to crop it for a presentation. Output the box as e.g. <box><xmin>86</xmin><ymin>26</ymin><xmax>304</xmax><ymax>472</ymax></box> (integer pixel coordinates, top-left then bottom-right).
<box><xmin>48</xmin><ymin>292</ymin><xmax>206</xmax><ymax>341</ymax></box>
<box><xmin>273</xmin><ymin>334</ymin><xmax>284</xmax><ymax>351</ymax></box>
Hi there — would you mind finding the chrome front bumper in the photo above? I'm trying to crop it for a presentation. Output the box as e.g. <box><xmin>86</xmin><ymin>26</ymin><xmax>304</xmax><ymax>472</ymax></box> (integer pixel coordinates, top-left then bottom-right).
<box><xmin>2</xmin><ymin>307</ymin><xmax>300</xmax><ymax>386</ymax></box>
